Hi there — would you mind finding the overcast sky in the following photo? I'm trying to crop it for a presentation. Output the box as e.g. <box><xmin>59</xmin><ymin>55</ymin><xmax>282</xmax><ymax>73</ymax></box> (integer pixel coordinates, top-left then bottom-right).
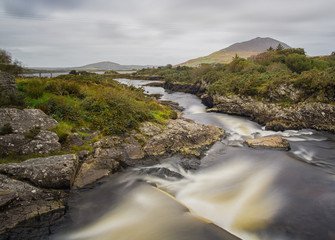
<box><xmin>0</xmin><ymin>0</ymin><xmax>334</xmax><ymax>67</ymax></box>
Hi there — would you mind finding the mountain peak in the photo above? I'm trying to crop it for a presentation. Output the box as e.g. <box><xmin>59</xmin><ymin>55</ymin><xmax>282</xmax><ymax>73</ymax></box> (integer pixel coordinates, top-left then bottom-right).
<box><xmin>180</xmin><ymin>37</ymin><xmax>291</xmax><ymax>67</ymax></box>
<box><xmin>221</xmin><ymin>37</ymin><xmax>290</xmax><ymax>53</ymax></box>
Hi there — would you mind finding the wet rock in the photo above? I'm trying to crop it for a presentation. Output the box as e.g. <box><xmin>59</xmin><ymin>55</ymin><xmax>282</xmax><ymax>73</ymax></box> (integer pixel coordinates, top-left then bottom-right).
<box><xmin>144</xmin><ymin>119</ymin><xmax>224</xmax><ymax>157</ymax></box>
<box><xmin>245</xmin><ymin>136</ymin><xmax>290</xmax><ymax>151</ymax></box>
<box><xmin>73</xmin><ymin>149</ymin><xmax>124</xmax><ymax>188</ymax></box>
<box><xmin>211</xmin><ymin>95</ymin><xmax>335</xmax><ymax>133</ymax></box>
<box><xmin>179</xmin><ymin>158</ymin><xmax>201</xmax><ymax>170</ymax></box>
<box><xmin>0</xmin><ymin>174</ymin><xmax>67</xmax><ymax>238</ymax></box>
<box><xmin>123</xmin><ymin>142</ymin><xmax>145</xmax><ymax>160</ymax></box>
<box><xmin>0</xmin><ymin>72</ymin><xmax>17</xmax><ymax>96</ymax></box>
<box><xmin>0</xmin><ymin>174</ymin><xmax>42</xmax><ymax>209</ymax></box>
<box><xmin>0</xmin><ymin>154</ymin><xmax>78</xmax><ymax>189</ymax></box>
<box><xmin>159</xmin><ymin>100</ymin><xmax>185</xmax><ymax>112</ymax></box>
<box><xmin>138</xmin><ymin>167</ymin><xmax>183</xmax><ymax>179</ymax></box>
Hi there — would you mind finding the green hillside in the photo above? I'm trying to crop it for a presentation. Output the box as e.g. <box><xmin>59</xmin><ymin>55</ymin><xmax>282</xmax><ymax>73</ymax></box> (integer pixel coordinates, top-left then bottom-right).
<box><xmin>179</xmin><ymin>37</ymin><xmax>290</xmax><ymax>67</ymax></box>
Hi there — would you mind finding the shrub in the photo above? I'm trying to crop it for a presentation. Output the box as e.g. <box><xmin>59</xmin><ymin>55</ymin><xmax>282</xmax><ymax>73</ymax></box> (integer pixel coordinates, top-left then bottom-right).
<box><xmin>285</xmin><ymin>54</ymin><xmax>312</xmax><ymax>73</ymax></box>
<box><xmin>25</xmin><ymin>79</ymin><xmax>46</xmax><ymax>99</ymax></box>
<box><xmin>46</xmin><ymin>96</ymin><xmax>81</xmax><ymax>122</ymax></box>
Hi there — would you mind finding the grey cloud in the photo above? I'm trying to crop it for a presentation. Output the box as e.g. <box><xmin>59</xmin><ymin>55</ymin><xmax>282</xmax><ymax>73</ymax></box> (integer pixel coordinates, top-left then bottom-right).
<box><xmin>2</xmin><ymin>0</ymin><xmax>80</xmax><ymax>16</ymax></box>
<box><xmin>1</xmin><ymin>0</ymin><xmax>334</xmax><ymax>66</ymax></box>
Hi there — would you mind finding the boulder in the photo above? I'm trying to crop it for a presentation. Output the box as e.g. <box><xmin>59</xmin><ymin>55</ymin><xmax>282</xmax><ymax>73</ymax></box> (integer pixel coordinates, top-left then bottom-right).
<box><xmin>0</xmin><ymin>174</ymin><xmax>67</xmax><ymax>238</ymax></box>
<box><xmin>73</xmin><ymin>149</ymin><xmax>124</xmax><ymax>188</ymax></box>
<box><xmin>0</xmin><ymin>130</ymin><xmax>61</xmax><ymax>155</ymax></box>
<box><xmin>0</xmin><ymin>108</ymin><xmax>61</xmax><ymax>155</ymax></box>
<box><xmin>0</xmin><ymin>108</ymin><xmax>59</xmax><ymax>134</ymax></box>
<box><xmin>144</xmin><ymin>119</ymin><xmax>224</xmax><ymax>157</ymax></box>
<box><xmin>0</xmin><ymin>174</ymin><xmax>42</xmax><ymax>209</ymax></box>
<box><xmin>0</xmin><ymin>72</ymin><xmax>17</xmax><ymax>96</ymax></box>
<box><xmin>0</xmin><ymin>154</ymin><xmax>78</xmax><ymax>189</ymax></box>
<box><xmin>245</xmin><ymin>136</ymin><xmax>290</xmax><ymax>151</ymax></box>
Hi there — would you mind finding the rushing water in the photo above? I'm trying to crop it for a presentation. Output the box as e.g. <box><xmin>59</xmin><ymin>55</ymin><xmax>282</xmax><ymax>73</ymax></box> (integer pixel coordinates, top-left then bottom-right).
<box><xmin>54</xmin><ymin>79</ymin><xmax>335</xmax><ymax>240</ymax></box>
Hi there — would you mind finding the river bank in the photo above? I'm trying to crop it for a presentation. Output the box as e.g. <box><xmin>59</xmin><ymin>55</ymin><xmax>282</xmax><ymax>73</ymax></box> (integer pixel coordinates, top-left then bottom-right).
<box><xmin>164</xmin><ymin>81</ymin><xmax>335</xmax><ymax>132</ymax></box>
<box><xmin>0</xmin><ymin>113</ymin><xmax>225</xmax><ymax>239</ymax></box>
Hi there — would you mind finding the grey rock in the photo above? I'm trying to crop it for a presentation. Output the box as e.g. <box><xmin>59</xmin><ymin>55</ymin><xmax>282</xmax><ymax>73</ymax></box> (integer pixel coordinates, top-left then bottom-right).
<box><xmin>123</xmin><ymin>143</ymin><xmax>145</xmax><ymax>160</ymax></box>
<box><xmin>144</xmin><ymin>118</ymin><xmax>225</xmax><ymax>157</ymax></box>
<box><xmin>245</xmin><ymin>136</ymin><xmax>290</xmax><ymax>151</ymax></box>
<box><xmin>0</xmin><ymin>154</ymin><xmax>78</xmax><ymax>189</ymax></box>
<box><xmin>137</xmin><ymin>167</ymin><xmax>183</xmax><ymax>179</ymax></box>
<box><xmin>0</xmin><ymin>108</ymin><xmax>59</xmax><ymax>134</ymax></box>
<box><xmin>69</xmin><ymin>133</ymin><xmax>84</xmax><ymax>146</ymax></box>
<box><xmin>0</xmin><ymin>72</ymin><xmax>17</xmax><ymax>96</ymax></box>
<box><xmin>77</xmin><ymin>150</ymin><xmax>90</xmax><ymax>161</ymax></box>
<box><xmin>212</xmin><ymin>94</ymin><xmax>335</xmax><ymax>132</ymax></box>
<box><xmin>0</xmin><ymin>108</ymin><xmax>61</xmax><ymax>155</ymax></box>
<box><xmin>0</xmin><ymin>130</ymin><xmax>61</xmax><ymax>155</ymax></box>
<box><xmin>0</xmin><ymin>174</ymin><xmax>42</xmax><ymax>209</ymax></box>
<box><xmin>73</xmin><ymin>149</ymin><xmax>124</xmax><ymax>188</ymax></box>
<box><xmin>138</xmin><ymin>122</ymin><xmax>163</xmax><ymax>137</ymax></box>
<box><xmin>0</xmin><ymin>174</ymin><xmax>67</xmax><ymax>238</ymax></box>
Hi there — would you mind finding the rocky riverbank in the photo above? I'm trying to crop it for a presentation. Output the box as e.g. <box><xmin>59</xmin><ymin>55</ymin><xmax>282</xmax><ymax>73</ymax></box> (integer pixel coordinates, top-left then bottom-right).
<box><xmin>0</xmin><ymin>108</ymin><xmax>224</xmax><ymax>239</ymax></box>
<box><xmin>164</xmin><ymin>82</ymin><xmax>335</xmax><ymax>132</ymax></box>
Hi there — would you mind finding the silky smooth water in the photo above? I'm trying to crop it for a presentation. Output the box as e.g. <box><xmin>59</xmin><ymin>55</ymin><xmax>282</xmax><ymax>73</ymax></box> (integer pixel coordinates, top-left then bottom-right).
<box><xmin>54</xmin><ymin>79</ymin><xmax>335</xmax><ymax>240</ymax></box>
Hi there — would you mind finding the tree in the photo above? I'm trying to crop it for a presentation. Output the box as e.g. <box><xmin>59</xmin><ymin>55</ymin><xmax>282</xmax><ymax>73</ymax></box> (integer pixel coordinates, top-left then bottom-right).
<box><xmin>0</xmin><ymin>49</ymin><xmax>23</xmax><ymax>75</ymax></box>
<box><xmin>276</xmin><ymin>44</ymin><xmax>284</xmax><ymax>51</ymax></box>
<box><xmin>267</xmin><ymin>46</ymin><xmax>274</xmax><ymax>51</ymax></box>
<box><xmin>331</xmin><ymin>51</ymin><xmax>335</xmax><ymax>56</ymax></box>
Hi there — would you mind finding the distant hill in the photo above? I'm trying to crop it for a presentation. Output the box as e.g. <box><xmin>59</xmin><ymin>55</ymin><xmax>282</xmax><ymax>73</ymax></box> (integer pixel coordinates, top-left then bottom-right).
<box><xmin>29</xmin><ymin>61</ymin><xmax>154</xmax><ymax>72</ymax></box>
<box><xmin>78</xmin><ymin>61</ymin><xmax>153</xmax><ymax>71</ymax></box>
<box><xmin>179</xmin><ymin>37</ymin><xmax>291</xmax><ymax>67</ymax></box>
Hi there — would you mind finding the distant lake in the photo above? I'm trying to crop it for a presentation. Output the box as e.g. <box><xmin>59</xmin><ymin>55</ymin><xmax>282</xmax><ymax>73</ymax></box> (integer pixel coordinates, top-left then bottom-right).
<box><xmin>22</xmin><ymin>71</ymin><xmax>105</xmax><ymax>78</ymax></box>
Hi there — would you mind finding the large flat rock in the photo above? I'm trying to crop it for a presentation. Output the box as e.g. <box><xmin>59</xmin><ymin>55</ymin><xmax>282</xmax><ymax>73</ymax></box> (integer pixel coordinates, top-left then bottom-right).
<box><xmin>245</xmin><ymin>136</ymin><xmax>290</xmax><ymax>151</ymax></box>
<box><xmin>0</xmin><ymin>108</ymin><xmax>59</xmax><ymax>134</ymax></box>
<box><xmin>144</xmin><ymin>118</ymin><xmax>225</xmax><ymax>157</ymax></box>
<box><xmin>0</xmin><ymin>154</ymin><xmax>78</xmax><ymax>189</ymax></box>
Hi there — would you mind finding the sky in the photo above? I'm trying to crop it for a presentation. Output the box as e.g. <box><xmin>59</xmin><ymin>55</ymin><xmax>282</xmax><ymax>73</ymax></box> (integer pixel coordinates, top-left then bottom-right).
<box><xmin>0</xmin><ymin>0</ymin><xmax>334</xmax><ymax>67</ymax></box>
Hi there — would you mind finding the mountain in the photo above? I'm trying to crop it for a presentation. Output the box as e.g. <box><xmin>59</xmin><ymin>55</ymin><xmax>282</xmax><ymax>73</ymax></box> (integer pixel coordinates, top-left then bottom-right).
<box><xmin>179</xmin><ymin>37</ymin><xmax>291</xmax><ymax>67</ymax></box>
<box><xmin>77</xmin><ymin>61</ymin><xmax>153</xmax><ymax>70</ymax></box>
<box><xmin>29</xmin><ymin>61</ymin><xmax>154</xmax><ymax>72</ymax></box>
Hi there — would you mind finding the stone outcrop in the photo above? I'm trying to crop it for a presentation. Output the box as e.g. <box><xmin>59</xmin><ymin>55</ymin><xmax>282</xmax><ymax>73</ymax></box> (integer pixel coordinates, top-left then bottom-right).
<box><xmin>245</xmin><ymin>136</ymin><xmax>290</xmax><ymax>151</ymax></box>
<box><xmin>211</xmin><ymin>94</ymin><xmax>335</xmax><ymax>132</ymax></box>
<box><xmin>0</xmin><ymin>154</ymin><xmax>78</xmax><ymax>189</ymax></box>
<box><xmin>0</xmin><ymin>108</ymin><xmax>61</xmax><ymax>155</ymax></box>
<box><xmin>0</xmin><ymin>108</ymin><xmax>59</xmax><ymax>134</ymax></box>
<box><xmin>73</xmin><ymin>119</ymin><xmax>224</xmax><ymax>188</ymax></box>
<box><xmin>73</xmin><ymin>148</ymin><xmax>123</xmax><ymax>188</ymax></box>
<box><xmin>0</xmin><ymin>72</ymin><xmax>17</xmax><ymax>96</ymax></box>
<box><xmin>0</xmin><ymin>154</ymin><xmax>78</xmax><ymax>238</ymax></box>
<box><xmin>144</xmin><ymin>119</ymin><xmax>224</xmax><ymax>157</ymax></box>
<box><xmin>163</xmin><ymin>81</ymin><xmax>335</xmax><ymax>132</ymax></box>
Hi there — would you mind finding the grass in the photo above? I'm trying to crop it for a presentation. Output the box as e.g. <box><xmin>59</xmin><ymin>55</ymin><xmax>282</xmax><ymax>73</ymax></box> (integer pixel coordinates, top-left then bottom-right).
<box><xmin>0</xmin><ymin>73</ymin><xmax>175</xmax><ymax>164</ymax></box>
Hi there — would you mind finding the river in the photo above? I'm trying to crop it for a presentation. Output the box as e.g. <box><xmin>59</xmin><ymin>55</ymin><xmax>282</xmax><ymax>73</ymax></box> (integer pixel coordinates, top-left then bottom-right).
<box><xmin>53</xmin><ymin>79</ymin><xmax>335</xmax><ymax>240</ymax></box>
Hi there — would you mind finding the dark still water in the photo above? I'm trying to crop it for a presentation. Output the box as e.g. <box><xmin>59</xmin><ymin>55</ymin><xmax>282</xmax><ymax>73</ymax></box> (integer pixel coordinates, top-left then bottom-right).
<box><xmin>53</xmin><ymin>79</ymin><xmax>335</xmax><ymax>240</ymax></box>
